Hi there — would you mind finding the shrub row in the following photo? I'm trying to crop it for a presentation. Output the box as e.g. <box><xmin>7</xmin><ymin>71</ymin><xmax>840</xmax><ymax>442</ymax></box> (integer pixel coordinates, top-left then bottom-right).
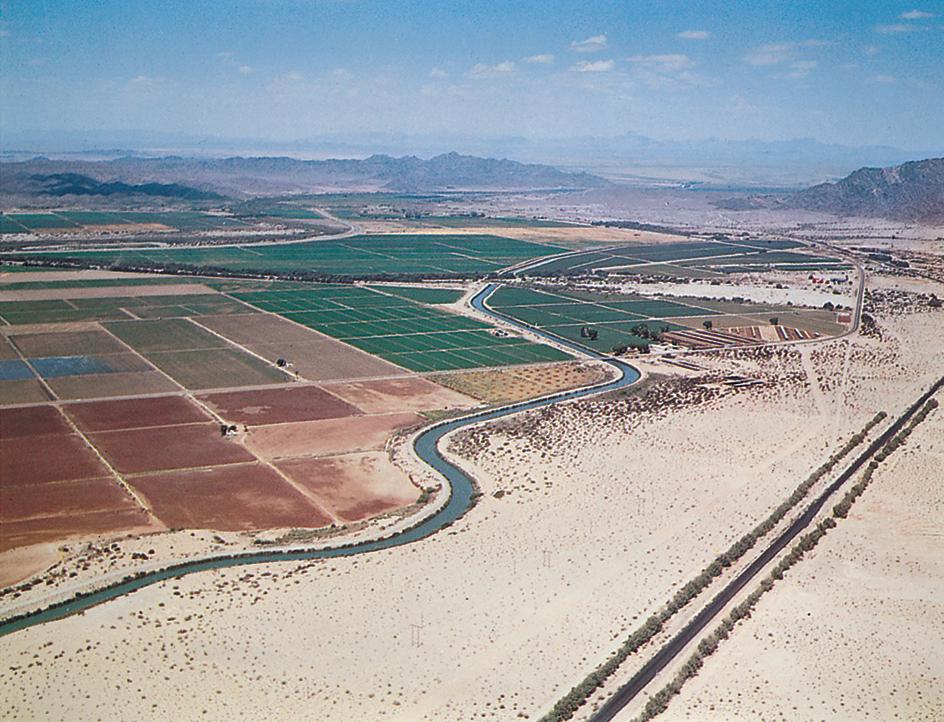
<box><xmin>539</xmin><ymin>412</ymin><xmax>886</xmax><ymax>722</ymax></box>
<box><xmin>634</xmin><ymin>400</ymin><xmax>938</xmax><ymax>722</ymax></box>
<box><xmin>635</xmin><ymin>516</ymin><xmax>838</xmax><ymax>722</ymax></box>
<box><xmin>835</xmin><ymin>399</ymin><xmax>937</xmax><ymax>519</ymax></box>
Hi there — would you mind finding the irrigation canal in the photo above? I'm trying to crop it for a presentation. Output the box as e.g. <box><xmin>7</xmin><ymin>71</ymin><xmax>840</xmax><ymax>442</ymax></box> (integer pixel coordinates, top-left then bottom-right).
<box><xmin>0</xmin><ymin>283</ymin><xmax>639</xmax><ymax>637</ymax></box>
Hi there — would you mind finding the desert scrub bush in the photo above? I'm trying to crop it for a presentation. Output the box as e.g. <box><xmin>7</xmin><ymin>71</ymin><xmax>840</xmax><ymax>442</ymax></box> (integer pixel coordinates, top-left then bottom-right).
<box><xmin>540</xmin><ymin>413</ymin><xmax>887</xmax><ymax>722</ymax></box>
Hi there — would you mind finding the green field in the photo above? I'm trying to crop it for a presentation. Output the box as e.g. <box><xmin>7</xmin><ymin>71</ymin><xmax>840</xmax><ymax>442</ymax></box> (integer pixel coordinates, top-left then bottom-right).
<box><xmin>142</xmin><ymin>348</ymin><xmax>289</xmax><ymax>389</ymax></box>
<box><xmin>30</xmin><ymin>233</ymin><xmax>562</xmax><ymax>277</ymax></box>
<box><xmin>370</xmin><ymin>285</ymin><xmax>465</xmax><ymax>305</ymax></box>
<box><xmin>487</xmin><ymin>285</ymin><xmax>720</xmax><ymax>350</ymax></box>
<box><xmin>522</xmin><ymin>239</ymin><xmax>849</xmax><ymax>277</ymax></box>
<box><xmin>114</xmin><ymin>212</ymin><xmax>250</xmax><ymax>230</ymax></box>
<box><xmin>103</xmin><ymin>318</ymin><xmax>230</xmax><ymax>353</ymax></box>
<box><xmin>3</xmin><ymin>213</ymin><xmax>81</xmax><ymax>230</ymax></box>
<box><xmin>56</xmin><ymin>211</ymin><xmax>130</xmax><ymax>226</ymax></box>
<box><xmin>0</xmin><ymin>217</ymin><xmax>30</xmax><ymax>234</ymax></box>
<box><xmin>232</xmin><ymin>284</ymin><xmax>570</xmax><ymax>371</ymax></box>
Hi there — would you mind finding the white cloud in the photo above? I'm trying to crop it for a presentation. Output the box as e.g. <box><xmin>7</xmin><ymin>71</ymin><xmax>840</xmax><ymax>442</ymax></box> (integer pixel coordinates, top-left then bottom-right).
<box><xmin>864</xmin><ymin>45</ymin><xmax>882</xmax><ymax>55</ymax></box>
<box><xmin>628</xmin><ymin>54</ymin><xmax>694</xmax><ymax>72</ymax></box>
<box><xmin>286</xmin><ymin>71</ymin><xmax>303</xmax><ymax>81</ymax></box>
<box><xmin>870</xmin><ymin>74</ymin><xmax>897</xmax><ymax>83</ymax></box>
<box><xmin>468</xmin><ymin>61</ymin><xmax>517</xmax><ymax>78</ymax></box>
<box><xmin>217</xmin><ymin>51</ymin><xmax>235</xmax><ymax>58</ymax></box>
<box><xmin>676</xmin><ymin>30</ymin><xmax>710</xmax><ymax>40</ymax></box>
<box><xmin>900</xmin><ymin>10</ymin><xmax>933</xmax><ymax>20</ymax></box>
<box><xmin>875</xmin><ymin>24</ymin><xmax>917</xmax><ymax>33</ymax></box>
<box><xmin>570</xmin><ymin>59</ymin><xmax>615</xmax><ymax>72</ymax></box>
<box><xmin>743</xmin><ymin>42</ymin><xmax>796</xmax><ymax>66</ymax></box>
<box><xmin>523</xmin><ymin>54</ymin><xmax>555</xmax><ymax>65</ymax></box>
<box><xmin>428</xmin><ymin>67</ymin><xmax>448</xmax><ymax>78</ymax></box>
<box><xmin>239</xmin><ymin>66</ymin><xmax>252</xmax><ymax>74</ymax></box>
<box><xmin>571</xmin><ymin>34</ymin><xmax>608</xmax><ymax>53</ymax></box>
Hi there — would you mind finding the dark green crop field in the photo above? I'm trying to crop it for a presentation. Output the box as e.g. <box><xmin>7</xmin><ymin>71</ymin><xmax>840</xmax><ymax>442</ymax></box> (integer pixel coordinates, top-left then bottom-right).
<box><xmin>32</xmin><ymin>233</ymin><xmax>562</xmax><ymax>277</ymax></box>
<box><xmin>233</xmin><ymin>284</ymin><xmax>570</xmax><ymax>371</ymax></box>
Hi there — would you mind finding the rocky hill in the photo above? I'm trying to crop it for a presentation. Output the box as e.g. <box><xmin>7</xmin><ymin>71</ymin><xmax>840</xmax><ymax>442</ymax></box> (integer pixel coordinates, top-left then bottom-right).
<box><xmin>1</xmin><ymin>153</ymin><xmax>611</xmax><ymax>201</ymax></box>
<box><xmin>783</xmin><ymin>157</ymin><xmax>944</xmax><ymax>222</ymax></box>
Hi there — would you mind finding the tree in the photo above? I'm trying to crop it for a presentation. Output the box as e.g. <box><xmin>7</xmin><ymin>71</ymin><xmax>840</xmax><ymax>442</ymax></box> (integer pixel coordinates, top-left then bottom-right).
<box><xmin>769</xmin><ymin>317</ymin><xmax>779</xmax><ymax>325</ymax></box>
<box><xmin>611</xmin><ymin>343</ymin><xmax>628</xmax><ymax>356</ymax></box>
<box><xmin>702</xmin><ymin>320</ymin><xmax>713</xmax><ymax>330</ymax></box>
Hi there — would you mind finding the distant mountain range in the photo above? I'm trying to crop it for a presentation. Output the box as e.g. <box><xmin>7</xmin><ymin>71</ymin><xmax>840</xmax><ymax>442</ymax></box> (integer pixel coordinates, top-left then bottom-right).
<box><xmin>783</xmin><ymin>158</ymin><xmax>944</xmax><ymax>222</ymax></box>
<box><xmin>0</xmin><ymin>153</ymin><xmax>610</xmax><ymax>199</ymax></box>
<box><xmin>3</xmin><ymin>129</ymin><xmax>940</xmax><ymax>189</ymax></box>
<box><xmin>30</xmin><ymin>173</ymin><xmax>225</xmax><ymax>201</ymax></box>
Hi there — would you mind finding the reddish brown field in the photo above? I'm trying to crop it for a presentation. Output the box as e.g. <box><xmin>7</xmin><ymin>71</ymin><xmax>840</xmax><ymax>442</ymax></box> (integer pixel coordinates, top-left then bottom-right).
<box><xmin>87</xmin><ymin>424</ymin><xmax>256</xmax><ymax>474</ymax></box>
<box><xmin>275</xmin><ymin>452</ymin><xmax>419</xmax><ymax>522</ymax></box>
<box><xmin>1</xmin><ymin>404</ymin><xmax>73</xmax><ymax>437</ymax></box>
<box><xmin>244</xmin><ymin>412</ymin><xmax>424</xmax><ymax>459</ymax></box>
<box><xmin>0</xmin><ymin>509</ymin><xmax>161</xmax><ymax>553</ymax></box>
<box><xmin>64</xmin><ymin>394</ymin><xmax>212</xmax><ymax>433</ymax></box>
<box><xmin>2</xmin><ymin>435</ymin><xmax>111</xmax><ymax>486</ymax></box>
<box><xmin>1</xmin><ymin>477</ymin><xmax>139</xmax><ymax>521</ymax></box>
<box><xmin>128</xmin><ymin>463</ymin><xmax>333</xmax><ymax>531</ymax></box>
<box><xmin>0</xmin><ymin>336</ymin><xmax>21</xmax><ymax>360</ymax></box>
<box><xmin>326</xmin><ymin>376</ymin><xmax>477</xmax><ymax>414</ymax></box>
<box><xmin>196</xmin><ymin>385</ymin><xmax>359</xmax><ymax>426</ymax></box>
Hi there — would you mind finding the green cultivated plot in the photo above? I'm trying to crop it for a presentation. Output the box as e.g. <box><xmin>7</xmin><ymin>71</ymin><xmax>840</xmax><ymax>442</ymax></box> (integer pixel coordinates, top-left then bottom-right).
<box><xmin>34</xmin><ymin>233</ymin><xmax>562</xmax><ymax>277</ymax></box>
<box><xmin>487</xmin><ymin>285</ymin><xmax>715</xmax><ymax>350</ymax></box>
<box><xmin>0</xmin><ymin>217</ymin><xmax>30</xmax><ymax>234</ymax></box>
<box><xmin>5</xmin><ymin>213</ymin><xmax>81</xmax><ymax>230</ymax></box>
<box><xmin>56</xmin><ymin>211</ymin><xmax>129</xmax><ymax>226</ymax></box>
<box><xmin>520</xmin><ymin>239</ymin><xmax>843</xmax><ymax>278</ymax></box>
<box><xmin>252</xmin><ymin>207</ymin><xmax>327</xmax><ymax>219</ymax></box>
<box><xmin>103</xmin><ymin>318</ymin><xmax>230</xmax><ymax>353</ymax></box>
<box><xmin>114</xmin><ymin>212</ymin><xmax>249</xmax><ymax>230</ymax></box>
<box><xmin>233</xmin><ymin>284</ymin><xmax>570</xmax><ymax>371</ymax></box>
<box><xmin>369</xmin><ymin>286</ymin><xmax>465</xmax><ymax>305</ymax></box>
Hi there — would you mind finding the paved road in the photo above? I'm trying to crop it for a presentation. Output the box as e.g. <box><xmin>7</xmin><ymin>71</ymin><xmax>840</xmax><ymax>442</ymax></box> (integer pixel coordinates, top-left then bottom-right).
<box><xmin>587</xmin><ymin>374</ymin><xmax>944</xmax><ymax>722</ymax></box>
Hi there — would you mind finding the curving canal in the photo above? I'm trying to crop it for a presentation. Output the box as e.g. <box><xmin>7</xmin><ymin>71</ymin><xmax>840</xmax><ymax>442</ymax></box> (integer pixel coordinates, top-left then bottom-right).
<box><xmin>0</xmin><ymin>283</ymin><xmax>640</xmax><ymax>637</ymax></box>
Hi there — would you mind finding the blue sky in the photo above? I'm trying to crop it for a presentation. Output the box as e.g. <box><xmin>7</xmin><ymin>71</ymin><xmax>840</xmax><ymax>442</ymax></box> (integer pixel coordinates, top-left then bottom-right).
<box><xmin>2</xmin><ymin>0</ymin><xmax>942</xmax><ymax>149</ymax></box>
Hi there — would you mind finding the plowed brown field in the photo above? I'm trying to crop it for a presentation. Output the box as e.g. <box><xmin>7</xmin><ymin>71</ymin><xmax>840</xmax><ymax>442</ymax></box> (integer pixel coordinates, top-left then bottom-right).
<box><xmin>274</xmin><ymin>452</ymin><xmax>419</xmax><ymax>522</ymax></box>
<box><xmin>87</xmin><ymin>424</ymin><xmax>255</xmax><ymax>474</ymax></box>
<box><xmin>196</xmin><ymin>385</ymin><xmax>359</xmax><ymax>425</ymax></box>
<box><xmin>64</xmin><ymin>395</ymin><xmax>212</xmax><ymax>432</ymax></box>
<box><xmin>244</xmin><ymin>412</ymin><xmax>424</xmax><ymax>459</ymax></box>
<box><xmin>128</xmin><ymin>464</ymin><xmax>333</xmax><ymax>530</ymax></box>
<box><xmin>325</xmin><ymin>376</ymin><xmax>477</xmax><ymax>414</ymax></box>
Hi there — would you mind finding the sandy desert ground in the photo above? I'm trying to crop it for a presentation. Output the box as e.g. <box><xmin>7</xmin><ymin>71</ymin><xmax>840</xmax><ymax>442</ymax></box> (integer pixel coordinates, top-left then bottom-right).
<box><xmin>1</xmin><ymin>265</ymin><xmax>941</xmax><ymax>721</ymax></box>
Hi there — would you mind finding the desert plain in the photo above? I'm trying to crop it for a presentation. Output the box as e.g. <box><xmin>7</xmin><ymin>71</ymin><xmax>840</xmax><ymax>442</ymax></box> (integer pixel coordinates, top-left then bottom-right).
<box><xmin>0</xmin><ymin>246</ymin><xmax>941</xmax><ymax>722</ymax></box>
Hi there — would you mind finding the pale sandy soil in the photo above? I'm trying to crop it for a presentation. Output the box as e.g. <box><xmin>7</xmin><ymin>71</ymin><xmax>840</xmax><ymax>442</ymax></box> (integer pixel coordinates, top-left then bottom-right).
<box><xmin>0</xmin><ymin>283</ymin><xmax>220</xmax><ymax>302</ymax></box>
<box><xmin>616</xmin><ymin>272</ymin><xmax>858</xmax><ymax>310</ymax></box>
<box><xmin>0</xmin><ymin>273</ymin><xmax>941</xmax><ymax>722</ymax></box>
<box><xmin>0</xmin><ymin>270</ymin><xmax>170</xmax><ymax>285</ymax></box>
<box><xmin>656</xmin><ymin>403</ymin><xmax>944</xmax><ymax>722</ymax></box>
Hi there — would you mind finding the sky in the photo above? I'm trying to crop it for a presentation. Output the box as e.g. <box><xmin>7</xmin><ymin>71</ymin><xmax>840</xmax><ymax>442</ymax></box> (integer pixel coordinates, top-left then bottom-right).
<box><xmin>2</xmin><ymin>0</ymin><xmax>942</xmax><ymax>150</ymax></box>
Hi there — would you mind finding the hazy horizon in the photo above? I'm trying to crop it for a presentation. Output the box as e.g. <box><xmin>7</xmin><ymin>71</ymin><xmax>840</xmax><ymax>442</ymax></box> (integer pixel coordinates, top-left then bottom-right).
<box><xmin>3</xmin><ymin>1</ymin><xmax>942</xmax><ymax>153</ymax></box>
